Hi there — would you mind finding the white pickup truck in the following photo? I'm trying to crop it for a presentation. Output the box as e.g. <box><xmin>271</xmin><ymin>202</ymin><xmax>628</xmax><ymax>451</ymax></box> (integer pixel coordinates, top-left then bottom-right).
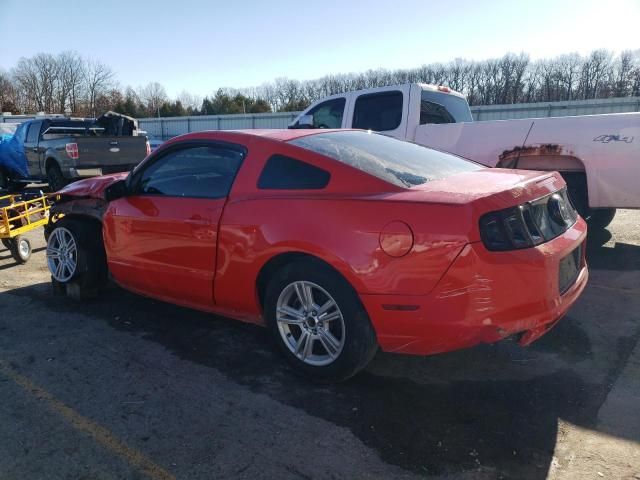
<box><xmin>291</xmin><ymin>83</ymin><xmax>640</xmax><ymax>228</ymax></box>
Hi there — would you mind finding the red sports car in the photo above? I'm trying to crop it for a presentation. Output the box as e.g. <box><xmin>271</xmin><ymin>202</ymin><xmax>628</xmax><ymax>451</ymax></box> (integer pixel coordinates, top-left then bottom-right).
<box><xmin>45</xmin><ymin>129</ymin><xmax>588</xmax><ymax>380</ymax></box>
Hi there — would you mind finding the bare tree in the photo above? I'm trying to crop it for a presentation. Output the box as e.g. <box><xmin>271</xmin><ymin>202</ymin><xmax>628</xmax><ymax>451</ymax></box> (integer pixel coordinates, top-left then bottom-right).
<box><xmin>85</xmin><ymin>59</ymin><xmax>114</xmax><ymax>116</ymax></box>
<box><xmin>139</xmin><ymin>82</ymin><xmax>168</xmax><ymax>117</ymax></box>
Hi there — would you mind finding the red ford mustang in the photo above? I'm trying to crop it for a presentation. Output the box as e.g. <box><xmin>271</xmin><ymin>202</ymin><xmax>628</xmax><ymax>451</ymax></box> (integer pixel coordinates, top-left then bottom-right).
<box><xmin>45</xmin><ymin>129</ymin><xmax>588</xmax><ymax>380</ymax></box>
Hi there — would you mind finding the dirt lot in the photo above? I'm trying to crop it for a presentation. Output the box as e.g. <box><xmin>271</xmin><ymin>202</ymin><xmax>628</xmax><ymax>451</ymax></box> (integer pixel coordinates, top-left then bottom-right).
<box><xmin>0</xmin><ymin>205</ymin><xmax>639</xmax><ymax>480</ymax></box>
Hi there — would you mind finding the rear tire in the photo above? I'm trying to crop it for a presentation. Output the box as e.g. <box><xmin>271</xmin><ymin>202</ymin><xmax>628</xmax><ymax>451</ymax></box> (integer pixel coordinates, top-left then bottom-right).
<box><xmin>264</xmin><ymin>259</ymin><xmax>378</xmax><ymax>382</ymax></box>
<box><xmin>588</xmin><ymin>208</ymin><xmax>616</xmax><ymax>230</ymax></box>
<box><xmin>47</xmin><ymin>163</ymin><xmax>68</xmax><ymax>192</ymax></box>
<box><xmin>46</xmin><ymin>218</ymin><xmax>107</xmax><ymax>301</ymax></box>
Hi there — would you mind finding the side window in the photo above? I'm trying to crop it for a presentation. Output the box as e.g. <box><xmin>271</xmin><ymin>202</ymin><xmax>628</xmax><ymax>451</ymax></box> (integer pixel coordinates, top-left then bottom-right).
<box><xmin>135</xmin><ymin>145</ymin><xmax>244</xmax><ymax>198</ymax></box>
<box><xmin>258</xmin><ymin>155</ymin><xmax>330</xmax><ymax>190</ymax></box>
<box><xmin>352</xmin><ymin>91</ymin><xmax>403</xmax><ymax>131</ymax></box>
<box><xmin>306</xmin><ymin>98</ymin><xmax>345</xmax><ymax>128</ymax></box>
<box><xmin>25</xmin><ymin>122</ymin><xmax>41</xmax><ymax>143</ymax></box>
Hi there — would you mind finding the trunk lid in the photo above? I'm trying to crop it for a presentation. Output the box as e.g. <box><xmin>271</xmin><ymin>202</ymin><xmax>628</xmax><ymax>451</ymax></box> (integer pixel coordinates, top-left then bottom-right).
<box><xmin>75</xmin><ymin>136</ymin><xmax>147</xmax><ymax>169</ymax></box>
<box><xmin>388</xmin><ymin>168</ymin><xmax>565</xmax><ymax>209</ymax></box>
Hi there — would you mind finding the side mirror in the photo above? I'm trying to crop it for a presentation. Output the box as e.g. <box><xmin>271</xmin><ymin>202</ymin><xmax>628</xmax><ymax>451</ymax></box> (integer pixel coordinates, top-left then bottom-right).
<box><xmin>297</xmin><ymin>114</ymin><xmax>314</xmax><ymax>128</ymax></box>
<box><xmin>104</xmin><ymin>179</ymin><xmax>128</xmax><ymax>202</ymax></box>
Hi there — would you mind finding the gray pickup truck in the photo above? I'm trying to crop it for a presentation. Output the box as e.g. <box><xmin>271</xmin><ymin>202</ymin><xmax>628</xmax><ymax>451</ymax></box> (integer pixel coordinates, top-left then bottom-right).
<box><xmin>1</xmin><ymin>112</ymin><xmax>149</xmax><ymax>191</ymax></box>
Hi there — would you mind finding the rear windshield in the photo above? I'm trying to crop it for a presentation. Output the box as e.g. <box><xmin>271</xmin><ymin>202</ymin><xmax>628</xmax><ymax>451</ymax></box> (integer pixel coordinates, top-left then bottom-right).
<box><xmin>421</xmin><ymin>90</ymin><xmax>473</xmax><ymax>124</ymax></box>
<box><xmin>289</xmin><ymin>130</ymin><xmax>482</xmax><ymax>188</ymax></box>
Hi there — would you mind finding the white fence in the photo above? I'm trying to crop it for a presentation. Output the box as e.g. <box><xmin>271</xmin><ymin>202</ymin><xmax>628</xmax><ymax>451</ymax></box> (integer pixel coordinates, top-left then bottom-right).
<box><xmin>470</xmin><ymin>96</ymin><xmax>640</xmax><ymax>121</ymax></box>
<box><xmin>138</xmin><ymin>112</ymin><xmax>299</xmax><ymax>139</ymax></box>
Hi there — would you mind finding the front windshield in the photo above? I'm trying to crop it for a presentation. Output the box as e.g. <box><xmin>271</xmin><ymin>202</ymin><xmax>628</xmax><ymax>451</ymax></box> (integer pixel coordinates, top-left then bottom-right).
<box><xmin>289</xmin><ymin>130</ymin><xmax>482</xmax><ymax>188</ymax></box>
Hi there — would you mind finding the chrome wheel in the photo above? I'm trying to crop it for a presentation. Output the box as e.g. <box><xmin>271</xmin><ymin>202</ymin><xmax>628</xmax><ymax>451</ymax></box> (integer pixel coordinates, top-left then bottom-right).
<box><xmin>276</xmin><ymin>281</ymin><xmax>346</xmax><ymax>366</ymax></box>
<box><xmin>47</xmin><ymin>227</ymin><xmax>78</xmax><ymax>282</ymax></box>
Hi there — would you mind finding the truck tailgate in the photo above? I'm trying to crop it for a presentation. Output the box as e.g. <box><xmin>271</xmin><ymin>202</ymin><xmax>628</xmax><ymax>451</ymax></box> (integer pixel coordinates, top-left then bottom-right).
<box><xmin>75</xmin><ymin>136</ymin><xmax>147</xmax><ymax>169</ymax></box>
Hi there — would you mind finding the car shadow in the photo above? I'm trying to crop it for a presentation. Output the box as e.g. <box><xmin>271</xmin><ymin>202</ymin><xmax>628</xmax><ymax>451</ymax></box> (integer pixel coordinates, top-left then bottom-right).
<box><xmin>5</xmin><ymin>279</ymin><xmax>629</xmax><ymax>480</ymax></box>
<box><xmin>586</xmin><ymin>228</ymin><xmax>640</xmax><ymax>271</ymax></box>
<box><xmin>0</xmin><ymin>247</ymin><xmax>46</xmax><ymax>270</ymax></box>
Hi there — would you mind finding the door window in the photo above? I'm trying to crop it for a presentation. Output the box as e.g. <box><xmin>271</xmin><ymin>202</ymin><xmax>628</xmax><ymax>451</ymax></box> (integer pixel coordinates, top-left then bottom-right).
<box><xmin>134</xmin><ymin>145</ymin><xmax>244</xmax><ymax>199</ymax></box>
<box><xmin>305</xmin><ymin>98</ymin><xmax>346</xmax><ymax>128</ymax></box>
<box><xmin>352</xmin><ymin>91</ymin><xmax>403</xmax><ymax>131</ymax></box>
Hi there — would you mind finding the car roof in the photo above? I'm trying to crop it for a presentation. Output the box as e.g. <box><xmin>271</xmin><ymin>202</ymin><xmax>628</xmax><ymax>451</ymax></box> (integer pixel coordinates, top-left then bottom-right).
<box><xmin>164</xmin><ymin>128</ymin><xmax>348</xmax><ymax>145</ymax></box>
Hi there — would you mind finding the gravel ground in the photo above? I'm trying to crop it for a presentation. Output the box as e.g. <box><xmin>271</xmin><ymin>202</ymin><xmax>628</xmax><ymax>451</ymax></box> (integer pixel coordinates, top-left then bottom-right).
<box><xmin>0</xmin><ymin>203</ymin><xmax>639</xmax><ymax>480</ymax></box>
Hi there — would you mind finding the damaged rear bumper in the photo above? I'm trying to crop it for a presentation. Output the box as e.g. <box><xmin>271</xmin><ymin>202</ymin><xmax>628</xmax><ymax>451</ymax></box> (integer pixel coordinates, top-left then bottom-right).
<box><xmin>360</xmin><ymin>219</ymin><xmax>588</xmax><ymax>355</ymax></box>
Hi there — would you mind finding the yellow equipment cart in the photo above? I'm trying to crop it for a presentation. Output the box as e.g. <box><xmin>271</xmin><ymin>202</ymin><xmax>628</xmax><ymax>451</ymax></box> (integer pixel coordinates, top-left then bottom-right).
<box><xmin>0</xmin><ymin>192</ymin><xmax>51</xmax><ymax>264</ymax></box>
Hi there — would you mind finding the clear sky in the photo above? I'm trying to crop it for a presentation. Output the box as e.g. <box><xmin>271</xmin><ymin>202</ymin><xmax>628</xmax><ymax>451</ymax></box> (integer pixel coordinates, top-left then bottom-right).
<box><xmin>1</xmin><ymin>0</ymin><xmax>638</xmax><ymax>98</ymax></box>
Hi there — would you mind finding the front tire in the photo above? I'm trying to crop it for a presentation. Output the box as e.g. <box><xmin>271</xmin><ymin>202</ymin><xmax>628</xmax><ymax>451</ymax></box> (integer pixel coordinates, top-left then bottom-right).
<box><xmin>264</xmin><ymin>259</ymin><xmax>378</xmax><ymax>382</ymax></box>
<box><xmin>46</xmin><ymin>218</ymin><xmax>107</xmax><ymax>300</ymax></box>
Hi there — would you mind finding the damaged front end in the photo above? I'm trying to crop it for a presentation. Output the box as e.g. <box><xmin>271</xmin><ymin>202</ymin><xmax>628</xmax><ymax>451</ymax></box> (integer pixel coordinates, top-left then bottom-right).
<box><xmin>45</xmin><ymin>173</ymin><xmax>125</xmax><ymax>237</ymax></box>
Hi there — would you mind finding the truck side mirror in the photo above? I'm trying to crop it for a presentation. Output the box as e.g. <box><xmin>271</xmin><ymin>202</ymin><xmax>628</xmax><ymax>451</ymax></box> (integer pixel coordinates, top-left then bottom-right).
<box><xmin>104</xmin><ymin>179</ymin><xmax>128</xmax><ymax>202</ymax></box>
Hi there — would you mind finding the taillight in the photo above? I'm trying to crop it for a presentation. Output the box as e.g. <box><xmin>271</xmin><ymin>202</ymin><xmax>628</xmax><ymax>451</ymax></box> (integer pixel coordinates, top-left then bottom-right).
<box><xmin>65</xmin><ymin>143</ymin><xmax>79</xmax><ymax>159</ymax></box>
<box><xmin>145</xmin><ymin>140</ymin><xmax>151</xmax><ymax>156</ymax></box>
<box><xmin>479</xmin><ymin>187</ymin><xmax>578</xmax><ymax>251</ymax></box>
<box><xmin>437</xmin><ymin>85</ymin><xmax>451</xmax><ymax>93</ymax></box>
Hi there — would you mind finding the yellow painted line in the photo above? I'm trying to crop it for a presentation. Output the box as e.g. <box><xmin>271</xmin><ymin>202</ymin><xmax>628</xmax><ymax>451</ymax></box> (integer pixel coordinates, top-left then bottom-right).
<box><xmin>0</xmin><ymin>359</ymin><xmax>175</xmax><ymax>480</ymax></box>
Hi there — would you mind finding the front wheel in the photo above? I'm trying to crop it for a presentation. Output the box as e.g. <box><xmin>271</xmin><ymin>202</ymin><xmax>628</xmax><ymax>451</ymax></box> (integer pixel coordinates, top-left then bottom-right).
<box><xmin>46</xmin><ymin>218</ymin><xmax>107</xmax><ymax>300</ymax></box>
<box><xmin>9</xmin><ymin>235</ymin><xmax>31</xmax><ymax>264</ymax></box>
<box><xmin>264</xmin><ymin>260</ymin><xmax>378</xmax><ymax>382</ymax></box>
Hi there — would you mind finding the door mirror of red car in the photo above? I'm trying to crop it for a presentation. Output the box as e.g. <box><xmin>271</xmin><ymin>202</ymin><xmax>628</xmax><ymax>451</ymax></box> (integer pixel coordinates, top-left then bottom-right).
<box><xmin>104</xmin><ymin>179</ymin><xmax>128</xmax><ymax>202</ymax></box>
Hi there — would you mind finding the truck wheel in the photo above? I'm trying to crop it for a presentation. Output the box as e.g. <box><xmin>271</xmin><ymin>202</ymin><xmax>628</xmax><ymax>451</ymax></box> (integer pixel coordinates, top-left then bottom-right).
<box><xmin>46</xmin><ymin>218</ymin><xmax>107</xmax><ymax>301</ymax></box>
<box><xmin>47</xmin><ymin>164</ymin><xmax>68</xmax><ymax>192</ymax></box>
<box><xmin>264</xmin><ymin>259</ymin><xmax>378</xmax><ymax>382</ymax></box>
<box><xmin>588</xmin><ymin>208</ymin><xmax>616</xmax><ymax>230</ymax></box>
<box><xmin>9</xmin><ymin>235</ymin><xmax>31</xmax><ymax>264</ymax></box>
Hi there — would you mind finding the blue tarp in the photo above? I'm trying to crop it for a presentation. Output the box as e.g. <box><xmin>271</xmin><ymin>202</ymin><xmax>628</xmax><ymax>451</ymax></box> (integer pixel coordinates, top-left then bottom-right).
<box><xmin>0</xmin><ymin>122</ymin><xmax>29</xmax><ymax>178</ymax></box>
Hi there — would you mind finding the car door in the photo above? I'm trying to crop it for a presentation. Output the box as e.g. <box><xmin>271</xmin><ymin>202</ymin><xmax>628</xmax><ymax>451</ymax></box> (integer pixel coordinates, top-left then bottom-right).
<box><xmin>347</xmin><ymin>85</ymin><xmax>411</xmax><ymax>139</ymax></box>
<box><xmin>102</xmin><ymin>142</ymin><xmax>246</xmax><ymax>309</ymax></box>
<box><xmin>23</xmin><ymin>120</ymin><xmax>43</xmax><ymax>176</ymax></box>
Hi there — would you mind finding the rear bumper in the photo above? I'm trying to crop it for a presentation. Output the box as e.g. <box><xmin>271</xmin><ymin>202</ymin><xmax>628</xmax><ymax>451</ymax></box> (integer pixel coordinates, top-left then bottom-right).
<box><xmin>67</xmin><ymin>165</ymin><xmax>136</xmax><ymax>178</ymax></box>
<box><xmin>360</xmin><ymin>218</ymin><xmax>588</xmax><ymax>355</ymax></box>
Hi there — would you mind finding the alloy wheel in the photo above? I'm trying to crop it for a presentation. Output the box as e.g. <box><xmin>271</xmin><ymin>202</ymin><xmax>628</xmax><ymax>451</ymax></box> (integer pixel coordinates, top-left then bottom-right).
<box><xmin>276</xmin><ymin>281</ymin><xmax>346</xmax><ymax>366</ymax></box>
<box><xmin>47</xmin><ymin>227</ymin><xmax>78</xmax><ymax>282</ymax></box>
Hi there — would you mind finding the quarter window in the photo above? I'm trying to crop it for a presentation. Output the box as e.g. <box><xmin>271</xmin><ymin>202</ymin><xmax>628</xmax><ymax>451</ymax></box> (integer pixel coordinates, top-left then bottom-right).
<box><xmin>258</xmin><ymin>155</ymin><xmax>330</xmax><ymax>190</ymax></box>
<box><xmin>352</xmin><ymin>91</ymin><xmax>403</xmax><ymax>131</ymax></box>
<box><xmin>135</xmin><ymin>145</ymin><xmax>244</xmax><ymax>198</ymax></box>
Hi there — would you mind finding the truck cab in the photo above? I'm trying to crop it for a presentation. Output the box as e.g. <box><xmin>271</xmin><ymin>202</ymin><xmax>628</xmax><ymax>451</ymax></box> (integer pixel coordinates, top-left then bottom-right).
<box><xmin>290</xmin><ymin>83</ymin><xmax>472</xmax><ymax>139</ymax></box>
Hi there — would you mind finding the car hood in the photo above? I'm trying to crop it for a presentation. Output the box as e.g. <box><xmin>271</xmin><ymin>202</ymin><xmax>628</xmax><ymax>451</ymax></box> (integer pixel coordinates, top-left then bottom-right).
<box><xmin>55</xmin><ymin>173</ymin><xmax>128</xmax><ymax>198</ymax></box>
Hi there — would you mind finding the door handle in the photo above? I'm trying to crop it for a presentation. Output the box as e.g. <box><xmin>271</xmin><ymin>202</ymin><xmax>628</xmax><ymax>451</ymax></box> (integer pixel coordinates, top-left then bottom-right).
<box><xmin>32</xmin><ymin>147</ymin><xmax>38</xmax><ymax>152</ymax></box>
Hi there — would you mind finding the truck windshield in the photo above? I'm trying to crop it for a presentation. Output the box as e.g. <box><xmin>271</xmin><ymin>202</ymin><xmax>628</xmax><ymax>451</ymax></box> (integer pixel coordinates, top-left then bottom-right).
<box><xmin>289</xmin><ymin>130</ymin><xmax>482</xmax><ymax>188</ymax></box>
<box><xmin>420</xmin><ymin>90</ymin><xmax>473</xmax><ymax>124</ymax></box>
